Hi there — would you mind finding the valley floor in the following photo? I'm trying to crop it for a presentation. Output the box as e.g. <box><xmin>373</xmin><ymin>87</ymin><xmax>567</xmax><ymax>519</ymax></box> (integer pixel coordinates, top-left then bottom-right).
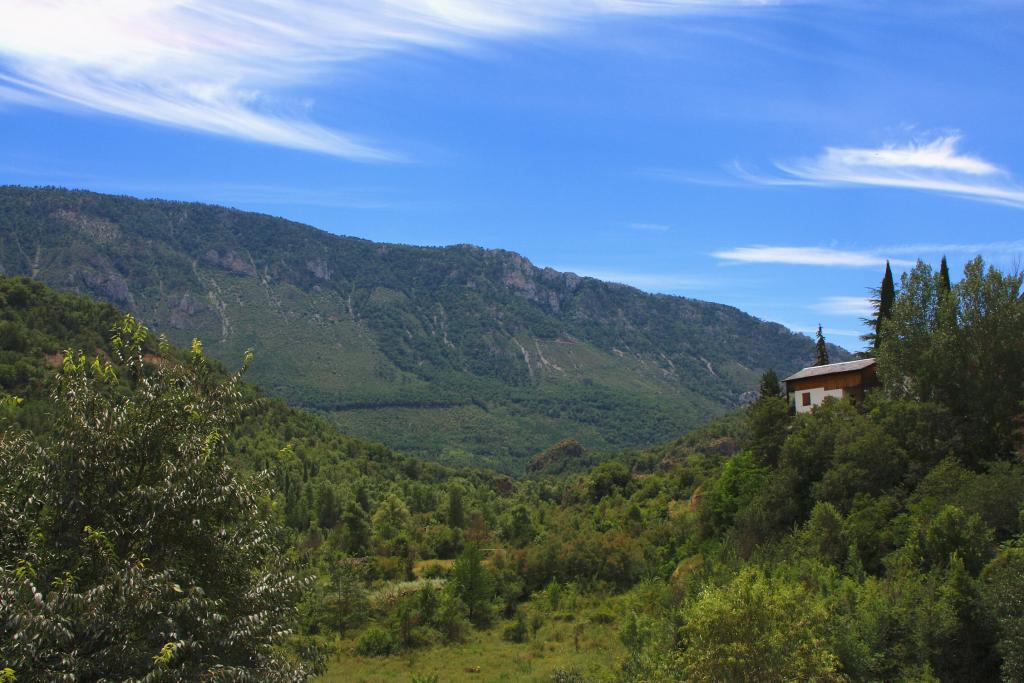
<box><xmin>319</xmin><ymin>596</ymin><xmax>624</xmax><ymax>682</ymax></box>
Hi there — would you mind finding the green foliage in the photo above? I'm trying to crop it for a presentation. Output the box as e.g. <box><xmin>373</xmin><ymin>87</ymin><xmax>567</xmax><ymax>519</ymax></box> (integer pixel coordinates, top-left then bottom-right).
<box><xmin>434</xmin><ymin>589</ymin><xmax>471</xmax><ymax>642</ymax></box>
<box><xmin>446</xmin><ymin>485</ymin><xmax>465</xmax><ymax>529</ymax></box>
<box><xmin>905</xmin><ymin>505</ymin><xmax>994</xmax><ymax>574</ymax></box>
<box><xmin>757</xmin><ymin>368</ymin><xmax>781</xmax><ymax>399</ymax></box>
<box><xmin>676</xmin><ymin>567</ymin><xmax>843</xmax><ymax>682</ymax></box>
<box><xmin>0</xmin><ymin>275</ymin><xmax>134</xmax><ymax>433</ymax></box>
<box><xmin>450</xmin><ymin>544</ymin><xmax>494</xmax><ymax>626</ymax></box>
<box><xmin>982</xmin><ymin>548</ymin><xmax>1024</xmax><ymax>682</ymax></box>
<box><xmin>550</xmin><ymin>667</ymin><xmax>584</xmax><ymax>683</ymax></box>
<box><xmin>527</xmin><ymin>438</ymin><xmax>587</xmax><ymax>475</ymax></box>
<box><xmin>354</xmin><ymin>626</ymin><xmax>396</xmax><ymax>657</ymax></box>
<box><xmin>502</xmin><ymin>504</ymin><xmax>537</xmax><ymax>548</ymax></box>
<box><xmin>747</xmin><ymin>395</ymin><xmax>787</xmax><ymax>467</ymax></box>
<box><xmin>301</xmin><ymin>559</ymin><xmax>368</xmax><ymax>637</ymax></box>
<box><xmin>587</xmin><ymin>460</ymin><xmax>632</xmax><ymax>502</ymax></box>
<box><xmin>878</xmin><ymin>257</ymin><xmax>1024</xmax><ymax>463</ymax></box>
<box><xmin>545</xmin><ymin>579</ymin><xmax>563</xmax><ymax>612</ymax></box>
<box><xmin>864</xmin><ymin>260</ymin><xmax>896</xmax><ymax>350</ymax></box>
<box><xmin>4</xmin><ymin>258</ymin><xmax>1024</xmax><ymax>680</ymax></box>
<box><xmin>800</xmin><ymin>501</ymin><xmax>848</xmax><ymax>567</ymax></box>
<box><xmin>502</xmin><ymin>609</ymin><xmax>529</xmax><ymax>643</ymax></box>
<box><xmin>939</xmin><ymin>254</ymin><xmax>952</xmax><ymax>294</ymax></box>
<box><xmin>0</xmin><ymin>316</ymin><xmax>311</xmax><ymax>680</ymax></box>
<box><xmin>701</xmin><ymin>450</ymin><xmax>768</xmax><ymax>534</ymax></box>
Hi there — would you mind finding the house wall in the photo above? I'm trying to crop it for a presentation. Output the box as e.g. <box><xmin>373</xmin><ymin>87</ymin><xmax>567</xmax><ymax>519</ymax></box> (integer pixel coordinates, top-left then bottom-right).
<box><xmin>793</xmin><ymin>387</ymin><xmax>845</xmax><ymax>414</ymax></box>
<box><xmin>785</xmin><ymin>365</ymin><xmax>878</xmax><ymax>414</ymax></box>
<box><xmin>787</xmin><ymin>369</ymin><xmax>865</xmax><ymax>393</ymax></box>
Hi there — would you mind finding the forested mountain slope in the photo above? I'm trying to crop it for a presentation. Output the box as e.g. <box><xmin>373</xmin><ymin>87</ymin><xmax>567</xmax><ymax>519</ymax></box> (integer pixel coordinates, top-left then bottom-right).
<box><xmin>4</xmin><ymin>260</ymin><xmax>1024</xmax><ymax>681</ymax></box>
<box><xmin>0</xmin><ymin>186</ymin><xmax>846</xmax><ymax>468</ymax></box>
<box><xmin>0</xmin><ymin>274</ymin><xmax>513</xmax><ymax>679</ymax></box>
<box><xmin>0</xmin><ymin>273</ymin><xmax>500</xmax><ymax>540</ymax></box>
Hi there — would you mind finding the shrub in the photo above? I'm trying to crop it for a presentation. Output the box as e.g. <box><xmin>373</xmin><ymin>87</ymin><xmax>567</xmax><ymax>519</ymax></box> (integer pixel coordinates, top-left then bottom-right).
<box><xmin>502</xmin><ymin>609</ymin><xmax>529</xmax><ymax>643</ymax></box>
<box><xmin>676</xmin><ymin>567</ymin><xmax>843</xmax><ymax>682</ymax></box>
<box><xmin>354</xmin><ymin>626</ymin><xmax>396</xmax><ymax>657</ymax></box>
<box><xmin>551</xmin><ymin>667</ymin><xmax>584</xmax><ymax>683</ymax></box>
<box><xmin>434</xmin><ymin>590</ymin><xmax>470</xmax><ymax>643</ymax></box>
<box><xmin>420</xmin><ymin>562</ymin><xmax>449</xmax><ymax>579</ymax></box>
<box><xmin>981</xmin><ymin>548</ymin><xmax>1024</xmax><ymax>681</ymax></box>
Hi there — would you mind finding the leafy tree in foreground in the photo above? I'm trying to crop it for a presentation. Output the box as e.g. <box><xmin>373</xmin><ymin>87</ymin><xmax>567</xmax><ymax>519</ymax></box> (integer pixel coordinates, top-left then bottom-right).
<box><xmin>0</xmin><ymin>317</ymin><xmax>312</xmax><ymax>681</ymax></box>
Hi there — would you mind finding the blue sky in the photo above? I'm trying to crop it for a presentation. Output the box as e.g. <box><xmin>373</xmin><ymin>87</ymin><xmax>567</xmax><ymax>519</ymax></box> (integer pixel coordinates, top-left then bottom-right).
<box><xmin>2</xmin><ymin>1</ymin><xmax>1023</xmax><ymax>350</ymax></box>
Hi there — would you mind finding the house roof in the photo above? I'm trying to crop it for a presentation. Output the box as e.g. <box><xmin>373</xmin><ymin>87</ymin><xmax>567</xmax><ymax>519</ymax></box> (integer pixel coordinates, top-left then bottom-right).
<box><xmin>783</xmin><ymin>358</ymin><xmax>876</xmax><ymax>383</ymax></box>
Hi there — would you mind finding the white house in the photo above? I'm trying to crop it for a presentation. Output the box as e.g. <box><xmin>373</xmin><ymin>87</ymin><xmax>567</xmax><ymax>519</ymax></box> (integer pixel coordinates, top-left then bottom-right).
<box><xmin>783</xmin><ymin>358</ymin><xmax>878</xmax><ymax>414</ymax></box>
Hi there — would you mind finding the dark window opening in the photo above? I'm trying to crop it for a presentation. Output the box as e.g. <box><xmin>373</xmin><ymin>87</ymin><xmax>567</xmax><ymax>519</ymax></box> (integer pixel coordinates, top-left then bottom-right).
<box><xmin>802</xmin><ymin>392</ymin><xmax>812</xmax><ymax>407</ymax></box>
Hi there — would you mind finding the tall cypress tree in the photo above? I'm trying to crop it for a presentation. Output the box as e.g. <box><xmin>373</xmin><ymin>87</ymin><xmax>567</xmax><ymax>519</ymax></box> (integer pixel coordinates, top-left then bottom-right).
<box><xmin>938</xmin><ymin>255</ymin><xmax>952</xmax><ymax>294</ymax></box>
<box><xmin>874</xmin><ymin>260</ymin><xmax>896</xmax><ymax>351</ymax></box>
<box><xmin>814</xmin><ymin>324</ymin><xmax>830</xmax><ymax>366</ymax></box>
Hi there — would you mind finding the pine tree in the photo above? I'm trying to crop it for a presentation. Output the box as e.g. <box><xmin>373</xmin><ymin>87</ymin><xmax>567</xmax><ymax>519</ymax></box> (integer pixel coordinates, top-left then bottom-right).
<box><xmin>938</xmin><ymin>255</ymin><xmax>952</xmax><ymax>294</ymax></box>
<box><xmin>316</xmin><ymin>483</ymin><xmax>341</xmax><ymax>529</ymax></box>
<box><xmin>814</xmin><ymin>324</ymin><xmax>830</xmax><ymax>366</ymax></box>
<box><xmin>450</xmin><ymin>544</ymin><xmax>493</xmax><ymax>626</ymax></box>
<box><xmin>759</xmin><ymin>369</ymin><xmax>781</xmax><ymax>400</ymax></box>
<box><xmin>447</xmin><ymin>486</ymin><xmax>465</xmax><ymax>529</ymax></box>
<box><xmin>341</xmin><ymin>500</ymin><xmax>370</xmax><ymax>555</ymax></box>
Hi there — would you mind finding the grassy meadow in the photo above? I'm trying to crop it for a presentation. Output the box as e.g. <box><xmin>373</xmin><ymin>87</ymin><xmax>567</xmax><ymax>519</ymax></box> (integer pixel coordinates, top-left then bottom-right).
<box><xmin>319</xmin><ymin>593</ymin><xmax>625</xmax><ymax>682</ymax></box>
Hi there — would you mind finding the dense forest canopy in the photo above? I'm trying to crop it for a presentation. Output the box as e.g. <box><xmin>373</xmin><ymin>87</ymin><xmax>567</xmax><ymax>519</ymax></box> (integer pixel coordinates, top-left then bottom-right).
<box><xmin>1</xmin><ymin>254</ymin><xmax>1023</xmax><ymax>681</ymax></box>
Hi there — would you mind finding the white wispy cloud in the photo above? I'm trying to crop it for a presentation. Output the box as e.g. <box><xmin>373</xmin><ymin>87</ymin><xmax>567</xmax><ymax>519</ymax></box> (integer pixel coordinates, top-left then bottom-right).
<box><xmin>746</xmin><ymin>134</ymin><xmax>1024</xmax><ymax>208</ymax></box>
<box><xmin>555</xmin><ymin>267</ymin><xmax>717</xmax><ymax>291</ymax></box>
<box><xmin>713</xmin><ymin>240</ymin><xmax>1024</xmax><ymax>269</ymax></box>
<box><xmin>712</xmin><ymin>246</ymin><xmax>913</xmax><ymax>267</ymax></box>
<box><xmin>781</xmin><ymin>323</ymin><xmax>865</xmax><ymax>340</ymax></box>
<box><xmin>0</xmin><ymin>0</ymin><xmax>777</xmax><ymax>160</ymax></box>
<box><xmin>883</xmin><ymin>240</ymin><xmax>1024</xmax><ymax>257</ymax></box>
<box><xmin>809</xmin><ymin>296</ymin><xmax>874</xmax><ymax>316</ymax></box>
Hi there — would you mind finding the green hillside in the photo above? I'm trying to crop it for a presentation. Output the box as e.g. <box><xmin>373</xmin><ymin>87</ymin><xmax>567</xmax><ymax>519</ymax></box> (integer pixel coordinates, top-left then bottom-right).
<box><xmin>5</xmin><ymin>258</ymin><xmax>1023</xmax><ymax>682</ymax></box>
<box><xmin>0</xmin><ymin>186</ymin><xmax>846</xmax><ymax>469</ymax></box>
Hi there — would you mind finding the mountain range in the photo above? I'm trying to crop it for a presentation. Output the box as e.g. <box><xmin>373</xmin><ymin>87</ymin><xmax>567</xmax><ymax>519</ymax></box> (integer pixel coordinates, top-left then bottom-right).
<box><xmin>0</xmin><ymin>186</ymin><xmax>847</xmax><ymax>470</ymax></box>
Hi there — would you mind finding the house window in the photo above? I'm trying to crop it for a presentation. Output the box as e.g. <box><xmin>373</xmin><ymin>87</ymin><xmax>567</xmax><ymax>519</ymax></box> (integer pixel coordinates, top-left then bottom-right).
<box><xmin>802</xmin><ymin>392</ymin><xmax>811</xmax><ymax>407</ymax></box>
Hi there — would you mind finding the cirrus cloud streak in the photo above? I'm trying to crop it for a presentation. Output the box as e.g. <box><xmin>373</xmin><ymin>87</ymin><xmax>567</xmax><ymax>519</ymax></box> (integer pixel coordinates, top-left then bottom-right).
<box><xmin>809</xmin><ymin>296</ymin><xmax>874</xmax><ymax>316</ymax></box>
<box><xmin>713</xmin><ymin>239</ymin><xmax>1024</xmax><ymax>269</ymax></box>
<box><xmin>0</xmin><ymin>0</ymin><xmax>779</xmax><ymax>160</ymax></box>
<box><xmin>713</xmin><ymin>246</ymin><xmax>913</xmax><ymax>267</ymax></box>
<box><xmin>743</xmin><ymin>134</ymin><xmax>1024</xmax><ymax>209</ymax></box>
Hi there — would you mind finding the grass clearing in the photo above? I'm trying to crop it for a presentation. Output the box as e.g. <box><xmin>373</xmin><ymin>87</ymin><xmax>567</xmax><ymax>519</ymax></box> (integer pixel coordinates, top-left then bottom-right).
<box><xmin>318</xmin><ymin>598</ymin><xmax>624</xmax><ymax>683</ymax></box>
